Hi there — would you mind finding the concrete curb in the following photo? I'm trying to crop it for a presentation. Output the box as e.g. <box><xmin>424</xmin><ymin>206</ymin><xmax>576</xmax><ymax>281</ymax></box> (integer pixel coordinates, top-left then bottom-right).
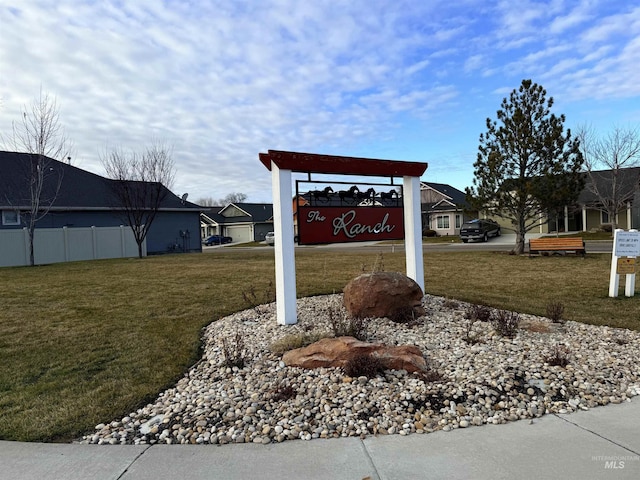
<box><xmin>2</xmin><ymin>400</ymin><xmax>639</xmax><ymax>480</ymax></box>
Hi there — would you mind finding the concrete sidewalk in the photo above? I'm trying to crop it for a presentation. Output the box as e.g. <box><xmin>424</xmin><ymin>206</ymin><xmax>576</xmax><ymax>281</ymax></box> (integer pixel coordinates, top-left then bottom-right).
<box><xmin>2</xmin><ymin>400</ymin><xmax>638</xmax><ymax>480</ymax></box>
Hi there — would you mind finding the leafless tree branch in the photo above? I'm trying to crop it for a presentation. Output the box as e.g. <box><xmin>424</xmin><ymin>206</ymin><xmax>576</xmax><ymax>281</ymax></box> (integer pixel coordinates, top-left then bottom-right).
<box><xmin>3</xmin><ymin>90</ymin><xmax>71</xmax><ymax>266</ymax></box>
<box><xmin>101</xmin><ymin>141</ymin><xmax>176</xmax><ymax>258</ymax></box>
<box><xmin>578</xmin><ymin>125</ymin><xmax>640</xmax><ymax>231</ymax></box>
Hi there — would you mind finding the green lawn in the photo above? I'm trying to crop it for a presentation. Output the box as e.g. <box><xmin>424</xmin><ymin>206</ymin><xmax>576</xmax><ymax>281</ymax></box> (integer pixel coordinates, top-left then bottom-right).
<box><xmin>0</xmin><ymin>250</ymin><xmax>637</xmax><ymax>442</ymax></box>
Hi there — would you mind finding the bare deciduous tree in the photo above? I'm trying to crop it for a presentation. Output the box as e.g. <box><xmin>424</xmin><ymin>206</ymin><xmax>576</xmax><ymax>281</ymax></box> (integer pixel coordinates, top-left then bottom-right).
<box><xmin>219</xmin><ymin>192</ymin><xmax>247</xmax><ymax>205</ymax></box>
<box><xmin>4</xmin><ymin>91</ymin><xmax>71</xmax><ymax>266</ymax></box>
<box><xmin>578</xmin><ymin>125</ymin><xmax>640</xmax><ymax>232</ymax></box>
<box><xmin>102</xmin><ymin>142</ymin><xmax>176</xmax><ymax>258</ymax></box>
<box><xmin>195</xmin><ymin>196</ymin><xmax>217</xmax><ymax>207</ymax></box>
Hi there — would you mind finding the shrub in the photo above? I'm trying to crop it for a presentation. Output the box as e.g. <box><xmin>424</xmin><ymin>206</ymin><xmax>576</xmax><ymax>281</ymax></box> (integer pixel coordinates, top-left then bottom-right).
<box><xmin>422</xmin><ymin>229</ymin><xmax>437</xmax><ymax>238</ymax></box>
<box><xmin>544</xmin><ymin>345</ymin><xmax>571</xmax><ymax>367</ymax></box>
<box><xmin>492</xmin><ymin>310</ymin><xmax>520</xmax><ymax>338</ymax></box>
<box><xmin>269</xmin><ymin>331</ymin><xmax>329</xmax><ymax>355</ymax></box>
<box><xmin>242</xmin><ymin>282</ymin><xmax>276</xmax><ymax>313</ymax></box>
<box><xmin>221</xmin><ymin>331</ymin><xmax>245</xmax><ymax>368</ymax></box>
<box><xmin>442</xmin><ymin>298</ymin><xmax>459</xmax><ymax>309</ymax></box>
<box><xmin>545</xmin><ymin>301</ymin><xmax>565</xmax><ymax>323</ymax></box>
<box><xmin>420</xmin><ymin>368</ymin><xmax>444</xmax><ymax>383</ymax></box>
<box><xmin>465</xmin><ymin>304</ymin><xmax>492</xmax><ymax>323</ymax></box>
<box><xmin>329</xmin><ymin>307</ymin><xmax>367</xmax><ymax>340</ymax></box>
<box><xmin>388</xmin><ymin>305</ymin><xmax>419</xmax><ymax>324</ymax></box>
<box><xmin>270</xmin><ymin>382</ymin><xmax>297</xmax><ymax>401</ymax></box>
<box><xmin>463</xmin><ymin>317</ymin><xmax>483</xmax><ymax>344</ymax></box>
<box><xmin>342</xmin><ymin>352</ymin><xmax>385</xmax><ymax>378</ymax></box>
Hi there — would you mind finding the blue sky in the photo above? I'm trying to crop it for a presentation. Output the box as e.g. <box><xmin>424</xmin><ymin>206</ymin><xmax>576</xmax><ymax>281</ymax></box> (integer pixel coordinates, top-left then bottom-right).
<box><xmin>1</xmin><ymin>0</ymin><xmax>639</xmax><ymax>203</ymax></box>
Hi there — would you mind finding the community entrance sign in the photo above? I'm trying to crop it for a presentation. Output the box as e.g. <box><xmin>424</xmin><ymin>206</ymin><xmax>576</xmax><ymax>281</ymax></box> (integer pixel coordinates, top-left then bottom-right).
<box><xmin>259</xmin><ymin>150</ymin><xmax>428</xmax><ymax>325</ymax></box>
<box><xmin>297</xmin><ymin>180</ymin><xmax>405</xmax><ymax>244</ymax></box>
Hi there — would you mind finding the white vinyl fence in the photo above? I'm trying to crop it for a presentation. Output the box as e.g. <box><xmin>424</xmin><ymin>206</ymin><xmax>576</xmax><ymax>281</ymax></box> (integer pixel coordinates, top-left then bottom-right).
<box><xmin>0</xmin><ymin>226</ymin><xmax>145</xmax><ymax>267</ymax></box>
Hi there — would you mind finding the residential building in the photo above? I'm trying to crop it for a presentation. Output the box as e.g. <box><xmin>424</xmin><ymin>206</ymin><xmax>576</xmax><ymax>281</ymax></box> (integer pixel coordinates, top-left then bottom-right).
<box><xmin>421</xmin><ymin>182</ymin><xmax>475</xmax><ymax>236</ymax></box>
<box><xmin>200</xmin><ymin>203</ymin><xmax>273</xmax><ymax>243</ymax></box>
<box><xmin>0</xmin><ymin>151</ymin><xmax>202</xmax><ymax>255</ymax></box>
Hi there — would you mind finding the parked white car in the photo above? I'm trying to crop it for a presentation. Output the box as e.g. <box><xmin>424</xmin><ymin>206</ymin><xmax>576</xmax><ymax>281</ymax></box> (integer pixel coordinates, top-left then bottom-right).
<box><xmin>265</xmin><ymin>232</ymin><xmax>275</xmax><ymax>245</ymax></box>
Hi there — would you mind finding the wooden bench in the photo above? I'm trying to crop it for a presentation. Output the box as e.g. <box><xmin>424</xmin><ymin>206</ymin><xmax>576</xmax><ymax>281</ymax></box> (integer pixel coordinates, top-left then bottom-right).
<box><xmin>529</xmin><ymin>237</ymin><xmax>586</xmax><ymax>256</ymax></box>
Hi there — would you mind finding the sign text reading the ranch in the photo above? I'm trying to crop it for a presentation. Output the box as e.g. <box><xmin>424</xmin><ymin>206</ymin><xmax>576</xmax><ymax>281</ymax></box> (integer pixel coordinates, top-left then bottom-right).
<box><xmin>298</xmin><ymin>206</ymin><xmax>404</xmax><ymax>244</ymax></box>
<box><xmin>298</xmin><ymin>207</ymin><xmax>404</xmax><ymax>244</ymax></box>
<box><xmin>296</xmin><ymin>181</ymin><xmax>404</xmax><ymax>245</ymax></box>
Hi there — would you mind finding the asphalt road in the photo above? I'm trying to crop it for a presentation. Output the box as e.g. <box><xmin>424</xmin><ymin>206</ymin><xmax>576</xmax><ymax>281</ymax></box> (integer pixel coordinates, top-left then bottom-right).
<box><xmin>204</xmin><ymin>235</ymin><xmax>613</xmax><ymax>254</ymax></box>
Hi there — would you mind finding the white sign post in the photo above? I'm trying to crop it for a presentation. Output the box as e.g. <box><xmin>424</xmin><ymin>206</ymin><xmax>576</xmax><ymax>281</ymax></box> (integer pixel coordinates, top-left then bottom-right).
<box><xmin>609</xmin><ymin>229</ymin><xmax>640</xmax><ymax>297</ymax></box>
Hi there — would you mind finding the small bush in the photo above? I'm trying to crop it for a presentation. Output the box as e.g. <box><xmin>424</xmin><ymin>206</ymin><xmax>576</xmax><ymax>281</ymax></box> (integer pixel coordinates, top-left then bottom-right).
<box><xmin>329</xmin><ymin>307</ymin><xmax>367</xmax><ymax>340</ymax></box>
<box><xmin>465</xmin><ymin>304</ymin><xmax>492</xmax><ymax>323</ymax></box>
<box><xmin>388</xmin><ymin>305</ymin><xmax>419</xmax><ymax>324</ymax></box>
<box><xmin>221</xmin><ymin>331</ymin><xmax>245</xmax><ymax>369</ymax></box>
<box><xmin>270</xmin><ymin>383</ymin><xmax>297</xmax><ymax>401</ymax></box>
<box><xmin>599</xmin><ymin>223</ymin><xmax>613</xmax><ymax>233</ymax></box>
<box><xmin>342</xmin><ymin>352</ymin><xmax>385</xmax><ymax>378</ymax></box>
<box><xmin>492</xmin><ymin>310</ymin><xmax>520</xmax><ymax>338</ymax></box>
<box><xmin>545</xmin><ymin>301</ymin><xmax>565</xmax><ymax>323</ymax></box>
<box><xmin>420</xmin><ymin>368</ymin><xmax>444</xmax><ymax>383</ymax></box>
<box><xmin>463</xmin><ymin>317</ymin><xmax>483</xmax><ymax>344</ymax></box>
<box><xmin>422</xmin><ymin>229</ymin><xmax>437</xmax><ymax>238</ymax></box>
<box><xmin>544</xmin><ymin>345</ymin><xmax>571</xmax><ymax>367</ymax></box>
<box><xmin>242</xmin><ymin>282</ymin><xmax>276</xmax><ymax>313</ymax></box>
<box><xmin>442</xmin><ymin>298</ymin><xmax>459</xmax><ymax>309</ymax></box>
<box><xmin>269</xmin><ymin>331</ymin><xmax>329</xmax><ymax>355</ymax></box>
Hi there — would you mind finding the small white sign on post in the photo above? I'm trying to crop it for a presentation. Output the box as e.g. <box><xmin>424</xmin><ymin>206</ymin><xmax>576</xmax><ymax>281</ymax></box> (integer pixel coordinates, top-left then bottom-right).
<box><xmin>613</xmin><ymin>231</ymin><xmax>640</xmax><ymax>257</ymax></box>
<box><xmin>609</xmin><ymin>229</ymin><xmax>640</xmax><ymax>297</ymax></box>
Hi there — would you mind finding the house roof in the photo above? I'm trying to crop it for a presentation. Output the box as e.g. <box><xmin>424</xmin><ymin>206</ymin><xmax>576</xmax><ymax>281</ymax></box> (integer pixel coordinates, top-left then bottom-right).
<box><xmin>577</xmin><ymin>167</ymin><xmax>640</xmax><ymax>205</ymax></box>
<box><xmin>211</xmin><ymin>202</ymin><xmax>273</xmax><ymax>224</ymax></box>
<box><xmin>421</xmin><ymin>182</ymin><xmax>467</xmax><ymax>205</ymax></box>
<box><xmin>0</xmin><ymin>151</ymin><xmax>200</xmax><ymax>211</ymax></box>
<box><xmin>200</xmin><ymin>207</ymin><xmax>225</xmax><ymax>225</ymax></box>
<box><xmin>232</xmin><ymin>203</ymin><xmax>273</xmax><ymax>222</ymax></box>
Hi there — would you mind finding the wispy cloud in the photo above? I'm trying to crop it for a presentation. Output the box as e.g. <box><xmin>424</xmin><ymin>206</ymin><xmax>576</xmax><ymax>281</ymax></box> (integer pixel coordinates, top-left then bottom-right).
<box><xmin>1</xmin><ymin>1</ymin><xmax>639</xmax><ymax>200</ymax></box>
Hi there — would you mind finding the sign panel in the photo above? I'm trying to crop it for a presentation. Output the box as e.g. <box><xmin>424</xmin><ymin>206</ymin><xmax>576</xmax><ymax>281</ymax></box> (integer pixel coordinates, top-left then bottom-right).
<box><xmin>617</xmin><ymin>257</ymin><xmax>636</xmax><ymax>275</ymax></box>
<box><xmin>614</xmin><ymin>231</ymin><xmax>640</xmax><ymax>257</ymax></box>
<box><xmin>298</xmin><ymin>206</ymin><xmax>404</xmax><ymax>244</ymax></box>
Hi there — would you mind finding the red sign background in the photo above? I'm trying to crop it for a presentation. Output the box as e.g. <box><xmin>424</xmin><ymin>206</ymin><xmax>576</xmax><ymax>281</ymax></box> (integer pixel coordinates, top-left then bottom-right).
<box><xmin>297</xmin><ymin>206</ymin><xmax>404</xmax><ymax>244</ymax></box>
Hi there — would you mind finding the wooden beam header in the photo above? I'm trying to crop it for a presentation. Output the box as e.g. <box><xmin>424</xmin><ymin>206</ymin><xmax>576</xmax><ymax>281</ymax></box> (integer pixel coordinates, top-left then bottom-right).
<box><xmin>259</xmin><ymin>150</ymin><xmax>428</xmax><ymax>177</ymax></box>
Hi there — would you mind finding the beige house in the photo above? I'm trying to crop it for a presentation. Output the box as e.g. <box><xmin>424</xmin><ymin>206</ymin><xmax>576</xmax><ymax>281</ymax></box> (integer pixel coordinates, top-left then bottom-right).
<box><xmin>490</xmin><ymin>168</ymin><xmax>640</xmax><ymax>233</ymax></box>
<box><xmin>421</xmin><ymin>182</ymin><xmax>475</xmax><ymax>237</ymax></box>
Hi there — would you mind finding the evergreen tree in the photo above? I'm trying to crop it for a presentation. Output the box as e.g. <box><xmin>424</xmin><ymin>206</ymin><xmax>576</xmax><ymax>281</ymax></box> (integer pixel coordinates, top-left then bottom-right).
<box><xmin>466</xmin><ymin>80</ymin><xmax>584</xmax><ymax>254</ymax></box>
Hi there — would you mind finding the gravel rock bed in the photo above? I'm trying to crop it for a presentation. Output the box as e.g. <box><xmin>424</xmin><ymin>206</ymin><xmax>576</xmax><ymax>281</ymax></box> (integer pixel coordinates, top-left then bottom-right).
<box><xmin>82</xmin><ymin>294</ymin><xmax>640</xmax><ymax>445</ymax></box>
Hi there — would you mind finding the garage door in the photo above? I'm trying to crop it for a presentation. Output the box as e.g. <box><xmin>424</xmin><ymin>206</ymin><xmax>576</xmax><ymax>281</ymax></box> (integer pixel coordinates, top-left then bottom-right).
<box><xmin>225</xmin><ymin>225</ymin><xmax>253</xmax><ymax>243</ymax></box>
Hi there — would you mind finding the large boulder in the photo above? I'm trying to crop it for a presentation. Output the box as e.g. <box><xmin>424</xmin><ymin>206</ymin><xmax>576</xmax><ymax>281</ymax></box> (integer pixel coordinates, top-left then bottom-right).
<box><xmin>282</xmin><ymin>336</ymin><xmax>428</xmax><ymax>373</ymax></box>
<box><xmin>343</xmin><ymin>271</ymin><xmax>425</xmax><ymax>319</ymax></box>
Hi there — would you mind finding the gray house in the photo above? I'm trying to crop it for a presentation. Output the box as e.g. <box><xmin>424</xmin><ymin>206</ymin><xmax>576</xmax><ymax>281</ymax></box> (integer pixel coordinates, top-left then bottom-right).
<box><xmin>200</xmin><ymin>203</ymin><xmax>273</xmax><ymax>243</ymax></box>
<box><xmin>0</xmin><ymin>151</ymin><xmax>202</xmax><ymax>255</ymax></box>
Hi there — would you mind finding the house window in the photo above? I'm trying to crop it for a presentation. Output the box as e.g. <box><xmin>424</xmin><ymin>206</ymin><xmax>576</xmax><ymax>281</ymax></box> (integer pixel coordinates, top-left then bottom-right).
<box><xmin>436</xmin><ymin>215</ymin><xmax>450</xmax><ymax>229</ymax></box>
<box><xmin>2</xmin><ymin>210</ymin><xmax>20</xmax><ymax>226</ymax></box>
<box><xmin>455</xmin><ymin>214</ymin><xmax>462</xmax><ymax>229</ymax></box>
<box><xmin>601</xmin><ymin>210</ymin><xmax>610</xmax><ymax>224</ymax></box>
